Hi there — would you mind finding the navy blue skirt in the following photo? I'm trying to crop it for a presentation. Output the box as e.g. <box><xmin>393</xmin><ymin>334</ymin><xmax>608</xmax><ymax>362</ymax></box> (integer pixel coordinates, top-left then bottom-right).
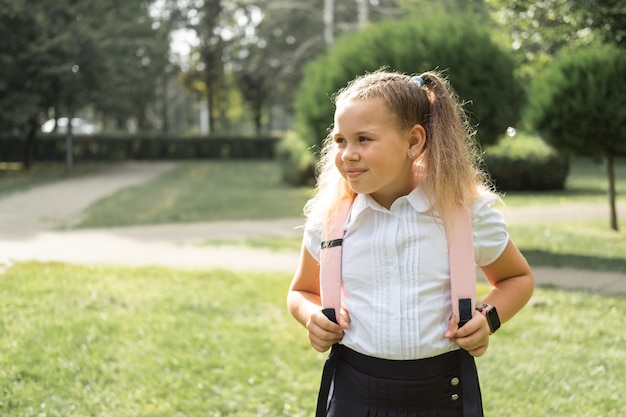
<box><xmin>324</xmin><ymin>347</ymin><xmax>483</xmax><ymax>417</ymax></box>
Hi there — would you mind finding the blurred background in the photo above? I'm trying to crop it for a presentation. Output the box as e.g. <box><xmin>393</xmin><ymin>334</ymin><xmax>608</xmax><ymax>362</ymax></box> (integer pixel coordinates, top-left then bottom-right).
<box><xmin>0</xmin><ymin>0</ymin><xmax>624</xmax><ymax>227</ymax></box>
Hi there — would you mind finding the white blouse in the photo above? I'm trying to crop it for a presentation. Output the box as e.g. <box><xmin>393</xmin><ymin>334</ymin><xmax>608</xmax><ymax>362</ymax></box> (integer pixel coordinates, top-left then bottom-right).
<box><xmin>303</xmin><ymin>187</ymin><xmax>509</xmax><ymax>360</ymax></box>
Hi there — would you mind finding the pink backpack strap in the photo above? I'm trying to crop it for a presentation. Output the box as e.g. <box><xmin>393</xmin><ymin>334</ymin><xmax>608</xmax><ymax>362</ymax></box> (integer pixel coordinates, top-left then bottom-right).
<box><xmin>443</xmin><ymin>206</ymin><xmax>476</xmax><ymax>327</ymax></box>
<box><xmin>319</xmin><ymin>198</ymin><xmax>353</xmax><ymax>319</ymax></box>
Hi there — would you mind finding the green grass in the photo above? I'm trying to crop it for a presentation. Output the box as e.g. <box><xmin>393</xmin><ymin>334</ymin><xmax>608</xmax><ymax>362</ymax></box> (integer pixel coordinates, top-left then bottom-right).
<box><xmin>509</xmin><ymin>221</ymin><xmax>626</xmax><ymax>272</ymax></box>
<box><xmin>201</xmin><ymin>236</ymin><xmax>304</xmax><ymax>252</ymax></box>
<box><xmin>74</xmin><ymin>157</ymin><xmax>624</xmax><ymax>223</ymax></box>
<box><xmin>0</xmin><ymin>262</ymin><xmax>624</xmax><ymax>416</ymax></box>
<box><xmin>76</xmin><ymin>157</ymin><xmax>625</xmax><ymax>272</ymax></box>
<box><xmin>2</xmin><ymin>158</ymin><xmax>625</xmax><ymax>272</ymax></box>
<box><xmin>0</xmin><ymin>162</ymin><xmax>110</xmax><ymax>196</ymax></box>
<box><xmin>77</xmin><ymin>161</ymin><xmax>312</xmax><ymax>227</ymax></box>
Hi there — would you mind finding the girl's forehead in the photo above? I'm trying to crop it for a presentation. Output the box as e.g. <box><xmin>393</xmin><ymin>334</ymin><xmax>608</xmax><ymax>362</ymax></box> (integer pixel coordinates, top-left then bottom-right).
<box><xmin>333</xmin><ymin>98</ymin><xmax>398</xmax><ymax>134</ymax></box>
<box><xmin>335</xmin><ymin>97</ymin><xmax>388</xmax><ymax>116</ymax></box>
<box><xmin>335</xmin><ymin>97</ymin><xmax>396</xmax><ymax>123</ymax></box>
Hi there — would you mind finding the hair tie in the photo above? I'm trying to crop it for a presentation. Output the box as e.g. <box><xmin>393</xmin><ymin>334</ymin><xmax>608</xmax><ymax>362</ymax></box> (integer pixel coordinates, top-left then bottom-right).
<box><xmin>412</xmin><ymin>75</ymin><xmax>425</xmax><ymax>87</ymax></box>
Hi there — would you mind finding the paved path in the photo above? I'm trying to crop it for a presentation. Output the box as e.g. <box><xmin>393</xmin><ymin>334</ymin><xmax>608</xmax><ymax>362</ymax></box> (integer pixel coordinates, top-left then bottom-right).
<box><xmin>1</xmin><ymin>161</ymin><xmax>624</xmax><ymax>295</ymax></box>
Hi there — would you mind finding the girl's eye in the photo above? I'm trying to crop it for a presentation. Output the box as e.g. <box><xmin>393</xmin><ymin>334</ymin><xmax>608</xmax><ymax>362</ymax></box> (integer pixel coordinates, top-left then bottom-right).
<box><xmin>334</xmin><ymin>137</ymin><xmax>346</xmax><ymax>144</ymax></box>
<box><xmin>358</xmin><ymin>136</ymin><xmax>370</xmax><ymax>142</ymax></box>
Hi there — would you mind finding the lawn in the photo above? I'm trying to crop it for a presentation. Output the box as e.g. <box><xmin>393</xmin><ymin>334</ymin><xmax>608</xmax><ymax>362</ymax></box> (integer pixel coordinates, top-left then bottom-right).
<box><xmin>0</xmin><ymin>162</ymin><xmax>110</xmax><ymax>196</ymax></box>
<box><xmin>75</xmin><ymin>161</ymin><xmax>313</xmax><ymax>227</ymax></box>
<box><xmin>69</xmin><ymin>157</ymin><xmax>625</xmax><ymax>227</ymax></box>
<box><xmin>1</xmin><ymin>159</ymin><xmax>624</xmax><ymax>416</ymax></box>
<box><xmin>3</xmin><ymin>158</ymin><xmax>624</xmax><ymax>271</ymax></box>
<box><xmin>0</xmin><ymin>262</ymin><xmax>624</xmax><ymax>417</ymax></box>
<box><xmin>75</xmin><ymin>157</ymin><xmax>623</xmax><ymax>273</ymax></box>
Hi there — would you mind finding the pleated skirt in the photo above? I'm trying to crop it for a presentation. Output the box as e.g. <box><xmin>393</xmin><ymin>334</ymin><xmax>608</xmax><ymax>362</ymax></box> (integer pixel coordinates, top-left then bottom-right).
<box><xmin>325</xmin><ymin>347</ymin><xmax>483</xmax><ymax>417</ymax></box>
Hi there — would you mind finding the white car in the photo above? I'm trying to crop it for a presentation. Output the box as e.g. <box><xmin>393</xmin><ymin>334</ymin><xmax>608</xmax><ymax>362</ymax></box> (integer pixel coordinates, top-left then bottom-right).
<box><xmin>41</xmin><ymin>118</ymin><xmax>97</xmax><ymax>134</ymax></box>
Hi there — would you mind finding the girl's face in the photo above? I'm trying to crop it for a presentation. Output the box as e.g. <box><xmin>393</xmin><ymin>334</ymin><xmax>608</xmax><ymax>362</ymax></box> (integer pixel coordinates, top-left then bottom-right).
<box><xmin>332</xmin><ymin>98</ymin><xmax>425</xmax><ymax>209</ymax></box>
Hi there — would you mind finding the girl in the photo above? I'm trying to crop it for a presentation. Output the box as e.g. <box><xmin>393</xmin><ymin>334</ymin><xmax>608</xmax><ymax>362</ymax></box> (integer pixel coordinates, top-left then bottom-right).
<box><xmin>287</xmin><ymin>70</ymin><xmax>534</xmax><ymax>417</ymax></box>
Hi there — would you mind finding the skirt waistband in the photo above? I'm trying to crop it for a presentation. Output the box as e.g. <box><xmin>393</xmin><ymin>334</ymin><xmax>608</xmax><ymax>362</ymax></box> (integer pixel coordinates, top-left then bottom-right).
<box><xmin>340</xmin><ymin>346</ymin><xmax>461</xmax><ymax>380</ymax></box>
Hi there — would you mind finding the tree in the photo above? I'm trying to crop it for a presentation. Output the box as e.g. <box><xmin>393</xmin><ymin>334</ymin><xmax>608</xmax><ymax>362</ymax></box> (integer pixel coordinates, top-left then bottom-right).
<box><xmin>570</xmin><ymin>0</ymin><xmax>625</xmax><ymax>45</ymax></box>
<box><xmin>525</xmin><ymin>43</ymin><xmax>626</xmax><ymax>230</ymax></box>
<box><xmin>0</xmin><ymin>0</ymin><xmax>171</xmax><ymax>167</ymax></box>
<box><xmin>294</xmin><ymin>13</ymin><xmax>524</xmax><ymax>151</ymax></box>
<box><xmin>486</xmin><ymin>0</ymin><xmax>625</xmax><ymax>78</ymax></box>
<box><xmin>211</xmin><ymin>0</ymin><xmax>408</xmax><ymax>134</ymax></box>
<box><xmin>0</xmin><ymin>0</ymin><xmax>105</xmax><ymax>167</ymax></box>
<box><xmin>89</xmin><ymin>1</ymin><xmax>171</xmax><ymax>131</ymax></box>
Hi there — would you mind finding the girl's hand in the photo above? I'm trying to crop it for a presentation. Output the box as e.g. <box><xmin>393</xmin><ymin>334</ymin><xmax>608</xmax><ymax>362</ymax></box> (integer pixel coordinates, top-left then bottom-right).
<box><xmin>444</xmin><ymin>313</ymin><xmax>490</xmax><ymax>357</ymax></box>
<box><xmin>306</xmin><ymin>308</ymin><xmax>350</xmax><ymax>352</ymax></box>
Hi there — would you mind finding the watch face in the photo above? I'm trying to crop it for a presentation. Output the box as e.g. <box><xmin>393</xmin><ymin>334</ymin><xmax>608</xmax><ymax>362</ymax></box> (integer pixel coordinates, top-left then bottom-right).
<box><xmin>486</xmin><ymin>306</ymin><xmax>501</xmax><ymax>333</ymax></box>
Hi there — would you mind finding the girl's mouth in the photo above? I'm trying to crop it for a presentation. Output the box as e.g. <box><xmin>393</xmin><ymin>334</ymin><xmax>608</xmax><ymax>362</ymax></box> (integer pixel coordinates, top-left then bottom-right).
<box><xmin>346</xmin><ymin>169</ymin><xmax>366</xmax><ymax>179</ymax></box>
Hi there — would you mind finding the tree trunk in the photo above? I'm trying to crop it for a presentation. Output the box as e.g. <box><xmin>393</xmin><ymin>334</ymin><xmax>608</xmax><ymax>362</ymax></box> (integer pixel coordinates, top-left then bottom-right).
<box><xmin>66</xmin><ymin>113</ymin><xmax>74</xmax><ymax>174</ymax></box>
<box><xmin>606</xmin><ymin>154</ymin><xmax>618</xmax><ymax>231</ymax></box>
<box><xmin>356</xmin><ymin>0</ymin><xmax>369</xmax><ymax>28</ymax></box>
<box><xmin>323</xmin><ymin>0</ymin><xmax>334</xmax><ymax>45</ymax></box>
<box><xmin>254</xmin><ymin>104</ymin><xmax>262</xmax><ymax>136</ymax></box>
<box><xmin>23</xmin><ymin>113</ymin><xmax>39</xmax><ymax>170</ymax></box>
<box><xmin>161</xmin><ymin>74</ymin><xmax>170</xmax><ymax>133</ymax></box>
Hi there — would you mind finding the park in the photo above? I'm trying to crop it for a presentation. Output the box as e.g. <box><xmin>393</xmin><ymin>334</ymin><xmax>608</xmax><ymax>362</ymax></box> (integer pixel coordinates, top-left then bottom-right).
<box><xmin>1</xmin><ymin>1</ymin><xmax>625</xmax><ymax>416</ymax></box>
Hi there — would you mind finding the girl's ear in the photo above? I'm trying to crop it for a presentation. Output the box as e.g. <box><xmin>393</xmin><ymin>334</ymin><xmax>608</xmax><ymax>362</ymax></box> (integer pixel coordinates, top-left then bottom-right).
<box><xmin>408</xmin><ymin>124</ymin><xmax>426</xmax><ymax>158</ymax></box>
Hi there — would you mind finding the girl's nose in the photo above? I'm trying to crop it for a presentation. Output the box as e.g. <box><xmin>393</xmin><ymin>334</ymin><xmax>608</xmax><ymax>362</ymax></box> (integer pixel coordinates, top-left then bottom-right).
<box><xmin>342</xmin><ymin>144</ymin><xmax>359</xmax><ymax>161</ymax></box>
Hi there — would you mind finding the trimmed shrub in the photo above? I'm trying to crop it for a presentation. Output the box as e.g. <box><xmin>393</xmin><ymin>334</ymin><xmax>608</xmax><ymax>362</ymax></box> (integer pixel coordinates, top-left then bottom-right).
<box><xmin>483</xmin><ymin>132</ymin><xmax>569</xmax><ymax>191</ymax></box>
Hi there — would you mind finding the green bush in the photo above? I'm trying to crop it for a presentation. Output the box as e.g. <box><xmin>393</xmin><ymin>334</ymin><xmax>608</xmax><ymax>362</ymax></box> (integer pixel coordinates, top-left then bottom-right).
<box><xmin>276</xmin><ymin>131</ymin><xmax>316</xmax><ymax>186</ymax></box>
<box><xmin>483</xmin><ymin>132</ymin><xmax>569</xmax><ymax>191</ymax></box>
<box><xmin>525</xmin><ymin>43</ymin><xmax>626</xmax><ymax>158</ymax></box>
<box><xmin>294</xmin><ymin>13</ymin><xmax>524</xmax><ymax>151</ymax></box>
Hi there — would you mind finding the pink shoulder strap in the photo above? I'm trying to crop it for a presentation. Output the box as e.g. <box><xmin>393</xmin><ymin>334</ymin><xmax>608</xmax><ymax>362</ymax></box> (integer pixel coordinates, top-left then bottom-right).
<box><xmin>319</xmin><ymin>201</ymin><xmax>476</xmax><ymax>325</ymax></box>
<box><xmin>443</xmin><ymin>206</ymin><xmax>476</xmax><ymax>326</ymax></box>
<box><xmin>319</xmin><ymin>199</ymin><xmax>353</xmax><ymax>314</ymax></box>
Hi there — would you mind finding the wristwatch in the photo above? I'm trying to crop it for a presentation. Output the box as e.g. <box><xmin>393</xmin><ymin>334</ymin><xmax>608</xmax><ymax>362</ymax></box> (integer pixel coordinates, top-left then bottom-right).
<box><xmin>476</xmin><ymin>303</ymin><xmax>501</xmax><ymax>334</ymax></box>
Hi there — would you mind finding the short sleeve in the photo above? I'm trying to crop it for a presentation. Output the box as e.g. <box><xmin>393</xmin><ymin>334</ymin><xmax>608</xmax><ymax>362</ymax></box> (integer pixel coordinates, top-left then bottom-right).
<box><xmin>303</xmin><ymin>219</ymin><xmax>323</xmax><ymax>263</ymax></box>
<box><xmin>472</xmin><ymin>193</ymin><xmax>510</xmax><ymax>266</ymax></box>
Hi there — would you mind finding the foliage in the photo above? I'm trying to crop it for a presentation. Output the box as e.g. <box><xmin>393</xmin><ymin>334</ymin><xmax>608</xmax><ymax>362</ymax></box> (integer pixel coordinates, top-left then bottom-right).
<box><xmin>483</xmin><ymin>132</ymin><xmax>569</xmax><ymax>191</ymax></box>
<box><xmin>1</xmin><ymin>262</ymin><xmax>625</xmax><ymax>416</ymax></box>
<box><xmin>276</xmin><ymin>131</ymin><xmax>316</xmax><ymax>186</ymax></box>
<box><xmin>294</xmin><ymin>13</ymin><xmax>524</xmax><ymax>155</ymax></box>
<box><xmin>525</xmin><ymin>44</ymin><xmax>626</xmax><ymax>155</ymax></box>
<box><xmin>0</xmin><ymin>0</ymin><xmax>170</xmax><ymax>136</ymax></box>
<box><xmin>397</xmin><ymin>0</ymin><xmax>488</xmax><ymax>16</ymax></box>
<box><xmin>485</xmin><ymin>0</ymin><xmax>625</xmax><ymax>78</ymax></box>
<box><xmin>525</xmin><ymin>43</ymin><xmax>626</xmax><ymax>229</ymax></box>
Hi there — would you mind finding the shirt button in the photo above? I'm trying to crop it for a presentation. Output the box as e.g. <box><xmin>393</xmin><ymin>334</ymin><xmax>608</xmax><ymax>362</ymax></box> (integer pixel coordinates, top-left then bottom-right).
<box><xmin>450</xmin><ymin>377</ymin><xmax>460</xmax><ymax>386</ymax></box>
<box><xmin>451</xmin><ymin>393</ymin><xmax>460</xmax><ymax>401</ymax></box>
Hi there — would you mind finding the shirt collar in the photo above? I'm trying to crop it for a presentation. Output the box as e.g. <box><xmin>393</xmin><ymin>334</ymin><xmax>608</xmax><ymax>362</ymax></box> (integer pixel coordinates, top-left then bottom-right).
<box><xmin>350</xmin><ymin>187</ymin><xmax>433</xmax><ymax>219</ymax></box>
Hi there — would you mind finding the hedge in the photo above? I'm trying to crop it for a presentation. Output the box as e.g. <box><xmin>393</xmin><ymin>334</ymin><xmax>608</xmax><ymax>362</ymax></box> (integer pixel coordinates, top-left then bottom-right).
<box><xmin>0</xmin><ymin>135</ymin><xmax>279</xmax><ymax>162</ymax></box>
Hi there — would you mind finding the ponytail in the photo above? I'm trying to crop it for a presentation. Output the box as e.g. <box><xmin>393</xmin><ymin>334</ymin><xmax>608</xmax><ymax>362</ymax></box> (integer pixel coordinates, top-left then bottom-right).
<box><xmin>417</xmin><ymin>71</ymin><xmax>487</xmax><ymax>215</ymax></box>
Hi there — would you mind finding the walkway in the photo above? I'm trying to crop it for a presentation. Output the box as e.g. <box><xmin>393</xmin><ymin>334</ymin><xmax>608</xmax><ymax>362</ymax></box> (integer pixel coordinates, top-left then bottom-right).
<box><xmin>0</xmin><ymin>161</ymin><xmax>624</xmax><ymax>295</ymax></box>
